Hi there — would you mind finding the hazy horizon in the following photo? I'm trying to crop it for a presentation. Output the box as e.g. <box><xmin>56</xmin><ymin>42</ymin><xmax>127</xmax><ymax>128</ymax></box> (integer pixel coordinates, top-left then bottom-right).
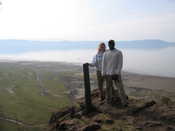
<box><xmin>0</xmin><ymin>47</ymin><xmax>175</xmax><ymax>78</ymax></box>
<box><xmin>0</xmin><ymin>40</ymin><xmax>175</xmax><ymax>78</ymax></box>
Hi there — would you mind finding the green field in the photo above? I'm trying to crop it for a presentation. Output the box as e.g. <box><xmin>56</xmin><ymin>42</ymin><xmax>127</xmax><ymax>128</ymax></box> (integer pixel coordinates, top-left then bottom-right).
<box><xmin>0</xmin><ymin>62</ymin><xmax>83</xmax><ymax>131</ymax></box>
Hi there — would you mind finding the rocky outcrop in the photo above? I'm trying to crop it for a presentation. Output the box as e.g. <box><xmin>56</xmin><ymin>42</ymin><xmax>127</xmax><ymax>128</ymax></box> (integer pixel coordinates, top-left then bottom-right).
<box><xmin>49</xmin><ymin>89</ymin><xmax>175</xmax><ymax>131</ymax></box>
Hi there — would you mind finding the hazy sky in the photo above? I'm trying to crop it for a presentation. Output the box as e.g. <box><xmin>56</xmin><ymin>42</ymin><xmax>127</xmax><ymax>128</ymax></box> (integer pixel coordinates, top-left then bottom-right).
<box><xmin>0</xmin><ymin>0</ymin><xmax>175</xmax><ymax>41</ymax></box>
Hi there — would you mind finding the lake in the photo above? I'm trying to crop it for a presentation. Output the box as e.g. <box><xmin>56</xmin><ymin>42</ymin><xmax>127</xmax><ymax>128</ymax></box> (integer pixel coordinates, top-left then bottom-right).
<box><xmin>0</xmin><ymin>40</ymin><xmax>175</xmax><ymax>77</ymax></box>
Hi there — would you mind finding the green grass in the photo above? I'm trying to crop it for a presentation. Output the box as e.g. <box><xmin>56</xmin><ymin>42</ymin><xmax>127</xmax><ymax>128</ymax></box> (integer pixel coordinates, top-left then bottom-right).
<box><xmin>0</xmin><ymin>120</ymin><xmax>47</xmax><ymax>131</ymax></box>
<box><xmin>0</xmin><ymin>62</ymin><xmax>73</xmax><ymax>130</ymax></box>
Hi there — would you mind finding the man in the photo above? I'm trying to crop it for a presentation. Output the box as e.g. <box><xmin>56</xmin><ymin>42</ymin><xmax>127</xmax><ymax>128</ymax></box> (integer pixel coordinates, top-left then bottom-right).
<box><xmin>102</xmin><ymin>40</ymin><xmax>127</xmax><ymax>106</ymax></box>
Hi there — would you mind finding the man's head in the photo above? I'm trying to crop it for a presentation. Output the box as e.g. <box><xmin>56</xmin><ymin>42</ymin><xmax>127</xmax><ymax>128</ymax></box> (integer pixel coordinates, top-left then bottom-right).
<box><xmin>108</xmin><ymin>40</ymin><xmax>115</xmax><ymax>50</ymax></box>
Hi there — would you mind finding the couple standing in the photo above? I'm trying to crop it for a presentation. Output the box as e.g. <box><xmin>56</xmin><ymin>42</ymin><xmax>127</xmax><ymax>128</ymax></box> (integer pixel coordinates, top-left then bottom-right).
<box><xmin>89</xmin><ymin>40</ymin><xmax>128</xmax><ymax>106</ymax></box>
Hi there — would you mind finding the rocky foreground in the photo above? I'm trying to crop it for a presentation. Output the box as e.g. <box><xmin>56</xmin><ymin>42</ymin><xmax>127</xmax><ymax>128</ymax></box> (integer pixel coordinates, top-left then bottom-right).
<box><xmin>49</xmin><ymin>89</ymin><xmax>175</xmax><ymax>131</ymax></box>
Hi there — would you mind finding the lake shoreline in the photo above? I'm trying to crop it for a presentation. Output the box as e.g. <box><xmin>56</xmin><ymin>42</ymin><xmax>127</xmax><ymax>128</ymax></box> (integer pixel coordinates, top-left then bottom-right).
<box><xmin>0</xmin><ymin>60</ymin><xmax>174</xmax><ymax>93</ymax></box>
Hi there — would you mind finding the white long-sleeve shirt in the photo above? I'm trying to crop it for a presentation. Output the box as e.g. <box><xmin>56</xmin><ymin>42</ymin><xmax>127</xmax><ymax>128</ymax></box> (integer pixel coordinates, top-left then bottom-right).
<box><xmin>90</xmin><ymin>51</ymin><xmax>104</xmax><ymax>71</ymax></box>
<box><xmin>102</xmin><ymin>49</ymin><xmax>123</xmax><ymax>75</ymax></box>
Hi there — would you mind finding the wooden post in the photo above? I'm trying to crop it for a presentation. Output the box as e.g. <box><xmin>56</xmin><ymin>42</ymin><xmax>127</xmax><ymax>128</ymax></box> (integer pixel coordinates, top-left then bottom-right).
<box><xmin>83</xmin><ymin>63</ymin><xmax>92</xmax><ymax>112</ymax></box>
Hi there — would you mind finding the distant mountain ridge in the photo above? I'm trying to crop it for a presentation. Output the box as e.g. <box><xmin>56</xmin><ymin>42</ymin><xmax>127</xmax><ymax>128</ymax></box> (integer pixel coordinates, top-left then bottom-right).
<box><xmin>0</xmin><ymin>39</ymin><xmax>175</xmax><ymax>54</ymax></box>
<box><xmin>118</xmin><ymin>39</ymin><xmax>175</xmax><ymax>49</ymax></box>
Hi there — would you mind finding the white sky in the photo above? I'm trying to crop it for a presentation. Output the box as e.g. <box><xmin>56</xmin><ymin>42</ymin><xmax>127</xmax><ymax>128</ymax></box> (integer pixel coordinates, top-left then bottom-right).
<box><xmin>0</xmin><ymin>0</ymin><xmax>175</xmax><ymax>41</ymax></box>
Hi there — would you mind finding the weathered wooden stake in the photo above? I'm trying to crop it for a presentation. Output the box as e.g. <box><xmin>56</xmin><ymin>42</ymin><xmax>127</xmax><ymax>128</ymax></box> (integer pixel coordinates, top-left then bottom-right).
<box><xmin>83</xmin><ymin>63</ymin><xmax>92</xmax><ymax>112</ymax></box>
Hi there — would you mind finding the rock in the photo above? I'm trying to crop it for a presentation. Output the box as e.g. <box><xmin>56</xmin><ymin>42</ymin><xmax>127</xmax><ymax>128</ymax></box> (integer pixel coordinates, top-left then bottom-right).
<box><xmin>74</xmin><ymin>111</ymin><xmax>83</xmax><ymax>119</ymax></box>
<box><xmin>94</xmin><ymin>119</ymin><xmax>103</xmax><ymax>123</ymax></box>
<box><xmin>49</xmin><ymin>88</ymin><xmax>175</xmax><ymax>131</ymax></box>
<box><xmin>56</xmin><ymin>123</ymin><xmax>67</xmax><ymax>131</ymax></box>
<box><xmin>160</xmin><ymin>115</ymin><xmax>175</xmax><ymax>125</ymax></box>
<box><xmin>82</xmin><ymin>123</ymin><xmax>101</xmax><ymax>131</ymax></box>
<box><xmin>144</xmin><ymin>121</ymin><xmax>162</xmax><ymax>127</ymax></box>
<box><xmin>128</xmin><ymin>100</ymin><xmax>156</xmax><ymax>115</ymax></box>
<box><xmin>49</xmin><ymin>106</ymin><xmax>76</xmax><ymax>124</ymax></box>
<box><xmin>160</xmin><ymin>96</ymin><xmax>172</xmax><ymax>105</ymax></box>
<box><xmin>105</xmin><ymin>119</ymin><xmax>114</xmax><ymax>124</ymax></box>
<box><xmin>56</xmin><ymin>120</ymin><xmax>77</xmax><ymax>131</ymax></box>
<box><xmin>167</xmin><ymin>126</ymin><xmax>175</xmax><ymax>131</ymax></box>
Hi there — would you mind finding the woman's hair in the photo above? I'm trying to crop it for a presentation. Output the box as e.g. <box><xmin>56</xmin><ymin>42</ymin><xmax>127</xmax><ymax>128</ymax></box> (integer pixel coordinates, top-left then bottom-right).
<box><xmin>98</xmin><ymin>43</ymin><xmax>106</xmax><ymax>52</ymax></box>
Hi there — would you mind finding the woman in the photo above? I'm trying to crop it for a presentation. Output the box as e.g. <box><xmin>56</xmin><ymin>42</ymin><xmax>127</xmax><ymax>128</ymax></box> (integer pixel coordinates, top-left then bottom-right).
<box><xmin>89</xmin><ymin>43</ymin><xmax>106</xmax><ymax>101</ymax></box>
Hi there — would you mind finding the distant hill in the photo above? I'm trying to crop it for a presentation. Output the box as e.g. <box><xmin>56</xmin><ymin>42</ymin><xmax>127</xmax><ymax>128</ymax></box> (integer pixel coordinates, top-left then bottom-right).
<box><xmin>0</xmin><ymin>39</ymin><xmax>175</xmax><ymax>54</ymax></box>
<box><xmin>118</xmin><ymin>39</ymin><xmax>175</xmax><ymax>49</ymax></box>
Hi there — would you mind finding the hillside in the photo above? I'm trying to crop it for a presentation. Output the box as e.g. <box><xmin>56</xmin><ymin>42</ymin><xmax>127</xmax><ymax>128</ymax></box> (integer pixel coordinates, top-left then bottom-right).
<box><xmin>0</xmin><ymin>61</ymin><xmax>175</xmax><ymax>131</ymax></box>
<box><xmin>0</xmin><ymin>62</ymin><xmax>87</xmax><ymax>131</ymax></box>
<box><xmin>49</xmin><ymin>89</ymin><xmax>175</xmax><ymax>131</ymax></box>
